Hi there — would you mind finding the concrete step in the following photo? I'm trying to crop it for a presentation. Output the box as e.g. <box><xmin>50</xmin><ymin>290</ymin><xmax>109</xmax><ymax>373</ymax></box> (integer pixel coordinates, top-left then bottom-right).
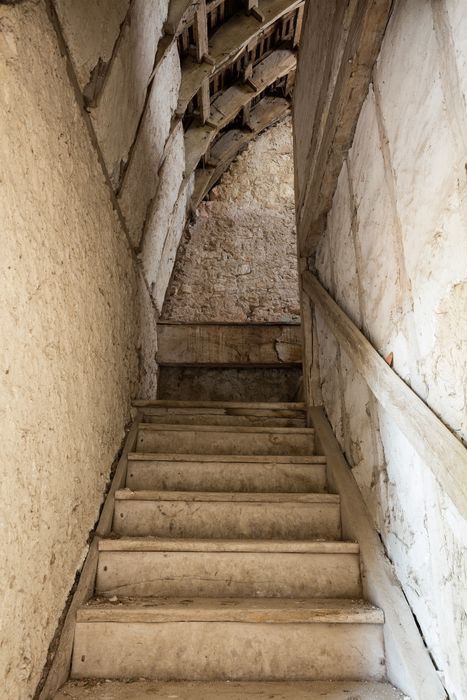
<box><xmin>54</xmin><ymin>680</ymin><xmax>408</xmax><ymax>700</ymax></box>
<box><xmin>71</xmin><ymin>598</ymin><xmax>385</xmax><ymax>681</ymax></box>
<box><xmin>96</xmin><ymin>538</ymin><xmax>361</xmax><ymax>598</ymax></box>
<box><xmin>126</xmin><ymin>453</ymin><xmax>327</xmax><ymax>493</ymax></box>
<box><xmin>112</xmin><ymin>490</ymin><xmax>341</xmax><ymax>540</ymax></box>
<box><xmin>141</xmin><ymin>406</ymin><xmax>307</xmax><ymax>427</ymax></box>
<box><xmin>136</xmin><ymin>424</ymin><xmax>315</xmax><ymax>456</ymax></box>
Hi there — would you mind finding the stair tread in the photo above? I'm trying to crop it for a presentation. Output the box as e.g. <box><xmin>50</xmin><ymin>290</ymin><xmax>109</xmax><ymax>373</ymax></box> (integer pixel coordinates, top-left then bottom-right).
<box><xmin>128</xmin><ymin>452</ymin><xmax>326</xmax><ymax>463</ymax></box>
<box><xmin>99</xmin><ymin>537</ymin><xmax>359</xmax><ymax>553</ymax></box>
<box><xmin>54</xmin><ymin>680</ymin><xmax>408</xmax><ymax>699</ymax></box>
<box><xmin>115</xmin><ymin>489</ymin><xmax>339</xmax><ymax>503</ymax></box>
<box><xmin>133</xmin><ymin>400</ymin><xmax>306</xmax><ymax>410</ymax></box>
<box><xmin>78</xmin><ymin>597</ymin><xmax>383</xmax><ymax>624</ymax></box>
<box><xmin>138</xmin><ymin>423</ymin><xmax>314</xmax><ymax>434</ymax></box>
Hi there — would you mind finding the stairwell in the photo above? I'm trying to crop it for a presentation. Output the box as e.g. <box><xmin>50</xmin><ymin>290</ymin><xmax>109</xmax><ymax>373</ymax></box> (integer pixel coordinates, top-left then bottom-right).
<box><xmin>54</xmin><ymin>399</ymin><xmax>406</xmax><ymax>699</ymax></box>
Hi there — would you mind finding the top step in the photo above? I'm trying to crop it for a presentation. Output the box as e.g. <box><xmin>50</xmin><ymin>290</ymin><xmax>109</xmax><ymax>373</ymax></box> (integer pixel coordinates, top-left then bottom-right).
<box><xmin>140</xmin><ymin>406</ymin><xmax>306</xmax><ymax>428</ymax></box>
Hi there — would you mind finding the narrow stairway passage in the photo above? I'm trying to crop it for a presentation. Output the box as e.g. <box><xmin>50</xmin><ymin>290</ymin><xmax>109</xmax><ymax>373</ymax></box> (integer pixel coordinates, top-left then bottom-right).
<box><xmin>55</xmin><ymin>399</ymin><xmax>406</xmax><ymax>698</ymax></box>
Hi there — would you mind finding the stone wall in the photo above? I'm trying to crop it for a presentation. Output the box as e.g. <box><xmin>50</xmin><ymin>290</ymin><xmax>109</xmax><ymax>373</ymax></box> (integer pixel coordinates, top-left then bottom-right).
<box><xmin>313</xmin><ymin>1</ymin><xmax>467</xmax><ymax>697</ymax></box>
<box><xmin>163</xmin><ymin>117</ymin><xmax>300</xmax><ymax>322</ymax></box>
<box><xmin>0</xmin><ymin>2</ymin><xmax>139</xmax><ymax>698</ymax></box>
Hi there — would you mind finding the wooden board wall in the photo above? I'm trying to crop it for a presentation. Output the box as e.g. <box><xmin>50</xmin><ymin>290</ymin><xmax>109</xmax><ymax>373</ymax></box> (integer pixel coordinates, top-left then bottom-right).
<box><xmin>156</xmin><ymin>322</ymin><xmax>302</xmax><ymax>366</ymax></box>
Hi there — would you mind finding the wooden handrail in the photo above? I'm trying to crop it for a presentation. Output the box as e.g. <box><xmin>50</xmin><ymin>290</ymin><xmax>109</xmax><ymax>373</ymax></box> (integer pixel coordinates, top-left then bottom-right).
<box><xmin>302</xmin><ymin>270</ymin><xmax>467</xmax><ymax>517</ymax></box>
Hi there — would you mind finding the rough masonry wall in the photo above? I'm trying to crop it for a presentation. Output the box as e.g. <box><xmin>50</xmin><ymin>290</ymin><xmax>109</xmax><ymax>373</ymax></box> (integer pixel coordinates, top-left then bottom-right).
<box><xmin>314</xmin><ymin>1</ymin><xmax>467</xmax><ymax>697</ymax></box>
<box><xmin>163</xmin><ymin>118</ymin><xmax>300</xmax><ymax>322</ymax></box>
<box><xmin>55</xmin><ymin>0</ymin><xmax>194</xmax><ymax>340</ymax></box>
<box><xmin>0</xmin><ymin>2</ymin><xmax>143</xmax><ymax>697</ymax></box>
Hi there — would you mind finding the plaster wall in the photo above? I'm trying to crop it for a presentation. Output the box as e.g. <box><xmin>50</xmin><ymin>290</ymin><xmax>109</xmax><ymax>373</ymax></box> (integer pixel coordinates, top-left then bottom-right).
<box><xmin>163</xmin><ymin>118</ymin><xmax>300</xmax><ymax>322</ymax></box>
<box><xmin>0</xmin><ymin>2</ymin><xmax>144</xmax><ymax>697</ymax></box>
<box><xmin>314</xmin><ymin>1</ymin><xmax>467</xmax><ymax>697</ymax></box>
<box><xmin>55</xmin><ymin>0</ymin><xmax>191</xmax><ymax>322</ymax></box>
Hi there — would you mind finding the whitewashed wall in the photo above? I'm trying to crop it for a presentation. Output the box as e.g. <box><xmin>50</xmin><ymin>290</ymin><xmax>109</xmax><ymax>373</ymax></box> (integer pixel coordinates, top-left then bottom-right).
<box><xmin>314</xmin><ymin>1</ymin><xmax>467</xmax><ymax>697</ymax></box>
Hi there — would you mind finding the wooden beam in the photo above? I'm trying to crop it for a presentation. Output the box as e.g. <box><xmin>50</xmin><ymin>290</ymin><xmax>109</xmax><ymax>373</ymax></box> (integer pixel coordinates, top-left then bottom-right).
<box><xmin>293</xmin><ymin>4</ymin><xmax>304</xmax><ymax>47</ymax></box>
<box><xmin>302</xmin><ymin>270</ymin><xmax>467</xmax><ymax>518</ymax></box>
<box><xmin>245</xmin><ymin>0</ymin><xmax>265</xmax><ymax>22</ymax></box>
<box><xmin>191</xmin><ymin>95</ymin><xmax>290</xmax><ymax>207</ymax></box>
<box><xmin>177</xmin><ymin>0</ymin><xmax>303</xmax><ymax>116</ymax></box>
<box><xmin>309</xmin><ymin>407</ymin><xmax>448</xmax><ymax>700</ymax></box>
<box><xmin>194</xmin><ymin>0</ymin><xmax>209</xmax><ymax>62</ymax></box>
<box><xmin>156</xmin><ymin>322</ymin><xmax>302</xmax><ymax>366</ymax></box>
<box><xmin>184</xmin><ymin>49</ymin><xmax>296</xmax><ymax>174</ymax></box>
<box><xmin>198</xmin><ymin>77</ymin><xmax>211</xmax><ymax>124</ymax></box>
<box><xmin>295</xmin><ymin>0</ymin><xmax>392</xmax><ymax>258</ymax></box>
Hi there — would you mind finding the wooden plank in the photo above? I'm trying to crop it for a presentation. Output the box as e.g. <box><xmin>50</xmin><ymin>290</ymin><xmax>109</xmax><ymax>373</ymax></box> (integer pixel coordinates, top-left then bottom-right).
<box><xmin>184</xmin><ymin>50</ymin><xmax>296</xmax><ymax>174</ymax></box>
<box><xmin>310</xmin><ymin>407</ymin><xmax>448</xmax><ymax>700</ymax></box>
<box><xmin>156</xmin><ymin>321</ymin><xmax>302</xmax><ymax>366</ymax></box>
<box><xmin>133</xmin><ymin>399</ymin><xmax>306</xmax><ymax>409</ymax></box>
<box><xmin>177</xmin><ymin>0</ymin><xmax>303</xmax><ymax>116</ymax></box>
<box><xmin>198</xmin><ymin>77</ymin><xmax>211</xmax><ymax>124</ymax></box>
<box><xmin>294</xmin><ymin>0</ymin><xmax>392</xmax><ymax>257</ymax></box>
<box><xmin>128</xmin><ymin>452</ymin><xmax>322</xmax><ymax>463</ymax></box>
<box><xmin>192</xmin><ymin>95</ymin><xmax>290</xmax><ymax>207</ymax></box>
<box><xmin>302</xmin><ymin>270</ymin><xmax>467</xmax><ymax>518</ymax></box>
<box><xmin>194</xmin><ymin>0</ymin><xmax>209</xmax><ymax>62</ymax></box>
<box><xmin>137</xmin><ymin>422</ymin><xmax>313</xmax><ymax>434</ymax></box>
<box><xmin>114</xmin><ymin>490</ymin><xmax>338</xmax><ymax>503</ymax></box>
<box><xmin>98</xmin><ymin>538</ymin><xmax>355</xmax><ymax>553</ymax></box>
<box><xmin>38</xmin><ymin>414</ymin><xmax>141</xmax><ymax>699</ymax></box>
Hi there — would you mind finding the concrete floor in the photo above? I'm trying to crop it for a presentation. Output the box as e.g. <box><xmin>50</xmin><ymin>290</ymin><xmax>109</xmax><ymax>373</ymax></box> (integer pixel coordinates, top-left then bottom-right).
<box><xmin>54</xmin><ymin>680</ymin><xmax>409</xmax><ymax>699</ymax></box>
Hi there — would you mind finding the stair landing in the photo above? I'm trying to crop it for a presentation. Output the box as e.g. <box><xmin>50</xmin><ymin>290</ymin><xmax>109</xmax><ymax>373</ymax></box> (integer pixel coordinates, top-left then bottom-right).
<box><xmin>55</xmin><ymin>680</ymin><xmax>408</xmax><ymax>699</ymax></box>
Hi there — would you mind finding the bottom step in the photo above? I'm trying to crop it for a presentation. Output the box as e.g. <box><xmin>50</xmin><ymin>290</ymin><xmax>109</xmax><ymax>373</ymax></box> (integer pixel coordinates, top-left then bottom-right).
<box><xmin>71</xmin><ymin>598</ymin><xmax>385</xmax><ymax>681</ymax></box>
<box><xmin>55</xmin><ymin>680</ymin><xmax>409</xmax><ymax>699</ymax></box>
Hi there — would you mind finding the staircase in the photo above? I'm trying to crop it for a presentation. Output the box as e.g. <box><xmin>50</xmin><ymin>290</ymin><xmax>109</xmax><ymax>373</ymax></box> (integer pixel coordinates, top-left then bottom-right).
<box><xmin>55</xmin><ymin>400</ymin><xmax>406</xmax><ymax>699</ymax></box>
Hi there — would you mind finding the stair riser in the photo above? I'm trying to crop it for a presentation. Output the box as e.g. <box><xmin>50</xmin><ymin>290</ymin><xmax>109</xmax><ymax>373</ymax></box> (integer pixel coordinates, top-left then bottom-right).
<box><xmin>96</xmin><ymin>551</ymin><xmax>362</xmax><ymax>598</ymax></box>
<box><xmin>72</xmin><ymin>621</ymin><xmax>385</xmax><ymax>681</ymax></box>
<box><xmin>143</xmin><ymin>413</ymin><xmax>306</xmax><ymax>427</ymax></box>
<box><xmin>113</xmin><ymin>501</ymin><xmax>341</xmax><ymax>540</ymax></box>
<box><xmin>126</xmin><ymin>461</ymin><xmax>327</xmax><ymax>493</ymax></box>
<box><xmin>136</xmin><ymin>430</ymin><xmax>314</xmax><ymax>456</ymax></box>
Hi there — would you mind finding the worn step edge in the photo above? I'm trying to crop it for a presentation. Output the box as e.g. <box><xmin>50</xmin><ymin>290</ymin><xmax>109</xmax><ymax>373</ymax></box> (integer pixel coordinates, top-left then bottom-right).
<box><xmin>133</xmin><ymin>400</ymin><xmax>306</xmax><ymax>410</ymax></box>
<box><xmin>114</xmin><ymin>490</ymin><xmax>340</xmax><ymax>503</ymax></box>
<box><xmin>52</xmin><ymin>680</ymin><xmax>409</xmax><ymax>699</ymax></box>
<box><xmin>138</xmin><ymin>424</ymin><xmax>314</xmax><ymax>434</ymax></box>
<box><xmin>98</xmin><ymin>538</ymin><xmax>358</xmax><ymax>553</ymax></box>
<box><xmin>77</xmin><ymin>598</ymin><xmax>383</xmax><ymax>624</ymax></box>
<box><xmin>128</xmin><ymin>453</ymin><xmax>326</xmax><ymax>464</ymax></box>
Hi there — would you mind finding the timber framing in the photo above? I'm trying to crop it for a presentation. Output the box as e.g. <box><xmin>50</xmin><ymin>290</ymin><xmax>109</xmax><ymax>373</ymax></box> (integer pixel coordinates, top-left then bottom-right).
<box><xmin>294</xmin><ymin>0</ymin><xmax>393</xmax><ymax>258</ymax></box>
<box><xmin>302</xmin><ymin>270</ymin><xmax>467</xmax><ymax>519</ymax></box>
<box><xmin>166</xmin><ymin>0</ymin><xmax>303</xmax><ymax>208</ymax></box>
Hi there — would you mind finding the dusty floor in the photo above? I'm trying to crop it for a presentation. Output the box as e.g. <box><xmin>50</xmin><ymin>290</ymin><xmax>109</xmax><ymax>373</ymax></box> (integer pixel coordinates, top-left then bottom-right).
<box><xmin>55</xmin><ymin>680</ymin><xmax>409</xmax><ymax>699</ymax></box>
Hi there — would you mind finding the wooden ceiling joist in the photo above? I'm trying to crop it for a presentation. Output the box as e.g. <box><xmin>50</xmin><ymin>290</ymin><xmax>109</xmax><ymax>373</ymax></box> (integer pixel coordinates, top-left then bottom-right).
<box><xmin>184</xmin><ymin>49</ymin><xmax>296</xmax><ymax>174</ymax></box>
<box><xmin>192</xmin><ymin>95</ymin><xmax>290</xmax><ymax>208</ymax></box>
<box><xmin>176</xmin><ymin>0</ymin><xmax>303</xmax><ymax>116</ymax></box>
